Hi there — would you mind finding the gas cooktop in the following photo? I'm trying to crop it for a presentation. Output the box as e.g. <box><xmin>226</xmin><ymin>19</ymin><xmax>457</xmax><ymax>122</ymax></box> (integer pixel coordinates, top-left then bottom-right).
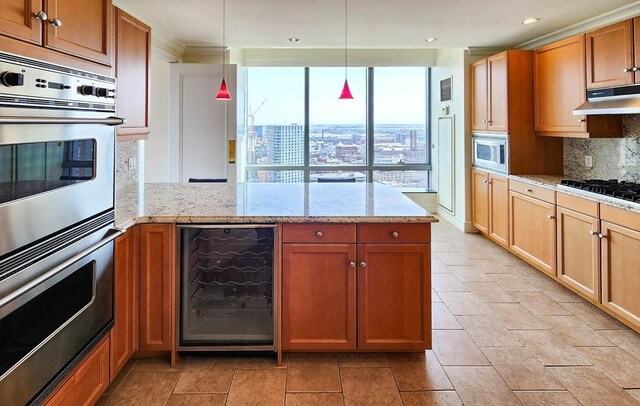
<box><xmin>560</xmin><ymin>179</ymin><xmax>640</xmax><ymax>203</ymax></box>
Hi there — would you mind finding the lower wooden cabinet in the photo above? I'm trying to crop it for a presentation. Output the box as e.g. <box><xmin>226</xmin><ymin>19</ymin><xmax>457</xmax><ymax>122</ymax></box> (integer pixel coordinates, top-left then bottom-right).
<box><xmin>472</xmin><ymin>168</ymin><xmax>490</xmax><ymax>234</ymax></box>
<box><xmin>45</xmin><ymin>336</ymin><xmax>110</xmax><ymax>406</ymax></box>
<box><xmin>282</xmin><ymin>244</ymin><xmax>357</xmax><ymax>351</ymax></box>
<box><xmin>472</xmin><ymin>168</ymin><xmax>509</xmax><ymax>248</ymax></box>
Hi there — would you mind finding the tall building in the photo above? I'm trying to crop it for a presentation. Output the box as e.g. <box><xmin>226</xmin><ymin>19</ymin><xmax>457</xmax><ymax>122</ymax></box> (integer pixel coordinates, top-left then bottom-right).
<box><xmin>265</xmin><ymin>125</ymin><xmax>304</xmax><ymax>182</ymax></box>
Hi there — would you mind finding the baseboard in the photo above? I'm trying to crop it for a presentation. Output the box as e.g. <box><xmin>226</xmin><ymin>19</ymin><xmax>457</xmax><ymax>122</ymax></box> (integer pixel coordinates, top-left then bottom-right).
<box><xmin>435</xmin><ymin>209</ymin><xmax>478</xmax><ymax>233</ymax></box>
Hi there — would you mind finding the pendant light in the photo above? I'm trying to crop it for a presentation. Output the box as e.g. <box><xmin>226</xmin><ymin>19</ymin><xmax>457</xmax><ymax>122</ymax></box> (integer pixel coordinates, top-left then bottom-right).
<box><xmin>339</xmin><ymin>0</ymin><xmax>354</xmax><ymax>99</ymax></box>
<box><xmin>216</xmin><ymin>0</ymin><xmax>231</xmax><ymax>100</ymax></box>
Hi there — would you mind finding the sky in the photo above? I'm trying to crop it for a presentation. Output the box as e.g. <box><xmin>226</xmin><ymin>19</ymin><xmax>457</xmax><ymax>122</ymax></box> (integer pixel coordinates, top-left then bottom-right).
<box><xmin>247</xmin><ymin>67</ymin><xmax>427</xmax><ymax>126</ymax></box>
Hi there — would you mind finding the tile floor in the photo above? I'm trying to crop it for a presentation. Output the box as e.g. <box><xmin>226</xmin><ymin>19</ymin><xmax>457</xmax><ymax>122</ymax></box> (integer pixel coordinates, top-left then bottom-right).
<box><xmin>98</xmin><ymin>217</ymin><xmax>640</xmax><ymax>405</ymax></box>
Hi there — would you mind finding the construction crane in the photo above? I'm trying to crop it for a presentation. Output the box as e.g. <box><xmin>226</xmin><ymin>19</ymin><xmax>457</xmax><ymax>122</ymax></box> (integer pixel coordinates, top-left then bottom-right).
<box><xmin>248</xmin><ymin>99</ymin><xmax>267</xmax><ymax>163</ymax></box>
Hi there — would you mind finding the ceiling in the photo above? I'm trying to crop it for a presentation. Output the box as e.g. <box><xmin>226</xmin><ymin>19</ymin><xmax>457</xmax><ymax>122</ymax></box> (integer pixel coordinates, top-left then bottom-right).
<box><xmin>116</xmin><ymin>0</ymin><xmax>638</xmax><ymax>49</ymax></box>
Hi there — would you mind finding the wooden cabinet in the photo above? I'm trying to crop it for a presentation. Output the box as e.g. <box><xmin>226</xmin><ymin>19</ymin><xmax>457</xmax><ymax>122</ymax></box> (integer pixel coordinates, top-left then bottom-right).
<box><xmin>509</xmin><ymin>190</ymin><xmax>556</xmax><ymax>277</ymax></box>
<box><xmin>282</xmin><ymin>243</ymin><xmax>357</xmax><ymax>351</ymax></box>
<box><xmin>0</xmin><ymin>0</ymin><xmax>43</xmax><ymax>44</ymax></box>
<box><xmin>45</xmin><ymin>336</ymin><xmax>110</xmax><ymax>406</ymax></box>
<box><xmin>111</xmin><ymin>226</ymin><xmax>138</xmax><ymax>381</ymax></box>
<box><xmin>472</xmin><ymin>168</ymin><xmax>508</xmax><ymax>248</ymax></box>
<box><xmin>471</xmin><ymin>58</ymin><xmax>488</xmax><ymax>130</ymax></box>
<box><xmin>586</xmin><ymin>20</ymin><xmax>634</xmax><ymax>89</ymax></box>
<box><xmin>534</xmin><ymin>34</ymin><xmax>622</xmax><ymax>138</ymax></box>
<box><xmin>487</xmin><ymin>52</ymin><xmax>508</xmax><ymax>132</ymax></box>
<box><xmin>281</xmin><ymin>223</ymin><xmax>431</xmax><ymax>352</ymax></box>
<box><xmin>115</xmin><ymin>8</ymin><xmax>151</xmax><ymax>140</ymax></box>
<box><xmin>139</xmin><ymin>224</ymin><xmax>175</xmax><ymax>352</ymax></box>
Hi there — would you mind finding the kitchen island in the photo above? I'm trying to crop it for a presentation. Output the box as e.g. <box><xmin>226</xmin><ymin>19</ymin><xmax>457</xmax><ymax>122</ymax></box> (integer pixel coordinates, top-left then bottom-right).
<box><xmin>112</xmin><ymin>182</ymin><xmax>436</xmax><ymax>370</ymax></box>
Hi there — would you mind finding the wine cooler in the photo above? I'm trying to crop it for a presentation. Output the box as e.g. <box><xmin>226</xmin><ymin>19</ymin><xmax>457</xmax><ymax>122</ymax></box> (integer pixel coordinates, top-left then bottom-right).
<box><xmin>178</xmin><ymin>225</ymin><xmax>276</xmax><ymax>350</ymax></box>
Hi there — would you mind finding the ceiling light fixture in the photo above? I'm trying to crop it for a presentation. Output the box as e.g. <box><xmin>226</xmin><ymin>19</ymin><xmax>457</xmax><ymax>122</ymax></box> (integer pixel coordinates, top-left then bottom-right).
<box><xmin>425</xmin><ymin>38</ymin><xmax>437</xmax><ymax>43</ymax></box>
<box><xmin>339</xmin><ymin>0</ymin><xmax>354</xmax><ymax>100</ymax></box>
<box><xmin>216</xmin><ymin>0</ymin><xmax>231</xmax><ymax>100</ymax></box>
<box><xmin>521</xmin><ymin>17</ymin><xmax>541</xmax><ymax>25</ymax></box>
<box><xmin>288</xmin><ymin>37</ymin><xmax>300</xmax><ymax>43</ymax></box>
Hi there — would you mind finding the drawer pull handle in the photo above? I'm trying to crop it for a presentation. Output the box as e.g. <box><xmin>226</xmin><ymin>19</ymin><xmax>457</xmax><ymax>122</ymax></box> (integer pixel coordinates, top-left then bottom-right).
<box><xmin>392</xmin><ymin>231</ymin><xmax>399</xmax><ymax>238</ymax></box>
<box><xmin>547</xmin><ymin>215</ymin><xmax>555</xmax><ymax>220</ymax></box>
<box><xmin>598</xmin><ymin>233</ymin><xmax>607</xmax><ymax>239</ymax></box>
<box><xmin>589</xmin><ymin>230</ymin><xmax>598</xmax><ymax>235</ymax></box>
<box><xmin>525</xmin><ymin>188</ymin><xmax>533</xmax><ymax>193</ymax></box>
<box><xmin>316</xmin><ymin>231</ymin><xmax>323</xmax><ymax>238</ymax></box>
<box><xmin>349</xmin><ymin>261</ymin><xmax>356</xmax><ymax>268</ymax></box>
<box><xmin>359</xmin><ymin>261</ymin><xmax>366</xmax><ymax>268</ymax></box>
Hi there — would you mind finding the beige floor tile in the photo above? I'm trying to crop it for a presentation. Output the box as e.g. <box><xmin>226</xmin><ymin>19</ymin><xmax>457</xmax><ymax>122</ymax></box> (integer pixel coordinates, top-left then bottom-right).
<box><xmin>104</xmin><ymin>360</ymin><xmax>136</xmax><ymax>395</ymax></box>
<box><xmin>286</xmin><ymin>352</ymin><xmax>338</xmax><ymax>362</ymax></box>
<box><xmin>432</xmin><ymin>302</ymin><xmax>463</xmax><ymax>330</ymax></box>
<box><xmin>578</xmin><ymin>346</ymin><xmax>640</xmax><ymax>388</ymax></box>
<box><xmin>95</xmin><ymin>394</ymin><xmax>111</xmax><ymax>406</ymax></box>
<box><xmin>133</xmin><ymin>356</ymin><xmax>183</xmax><ymax>371</ymax></box>
<box><xmin>431</xmin><ymin>241</ymin><xmax>469</xmax><ymax>252</ymax></box>
<box><xmin>627</xmin><ymin>389</ymin><xmax>640</xmax><ymax>402</ymax></box>
<box><xmin>514</xmin><ymin>391</ymin><xmax>579</xmax><ymax>406</ymax></box>
<box><xmin>226</xmin><ymin>369</ymin><xmax>286</xmax><ymax>406</ymax></box>
<box><xmin>465</xmin><ymin>281</ymin><xmax>517</xmax><ymax>303</ymax></box>
<box><xmin>432</xmin><ymin>330</ymin><xmax>490</xmax><ymax>366</ymax></box>
<box><xmin>438</xmin><ymin>292</ymin><xmax>493</xmax><ymax>316</ymax></box>
<box><xmin>486</xmin><ymin>303</ymin><xmax>549</xmax><ymax>330</ymax></box>
<box><xmin>434</xmin><ymin>252</ymin><xmax>476</xmax><ymax>266</ymax></box>
<box><xmin>165</xmin><ymin>393</ymin><xmax>227</xmax><ymax>406</ymax></box>
<box><xmin>548</xmin><ymin>366</ymin><xmax>639</xmax><ymax>406</ymax></box>
<box><xmin>481</xmin><ymin>347</ymin><xmax>564</xmax><ymax>390</ymax></box>
<box><xmin>456</xmin><ymin>316</ymin><xmax>522</xmax><ymax>347</ymax></box>
<box><xmin>340</xmin><ymin>368</ymin><xmax>402</xmax><ymax>406</ymax></box>
<box><xmin>600</xmin><ymin>330</ymin><xmax>640</xmax><ymax>361</ymax></box>
<box><xmin>235</xmin><ymin>354</ymin><xmax>283</xmax><ymax>369</ymax></box>
<box><xmin>285</xmin><ymin>393</ymin><xmax>344</xmax><ymax>406</ymax></box>
<box><xmin>432</xmin><ymin>257</ymin><xmax>452</xmax><ymax>274</ymax></box>
<box><xmin>432</xmin><ymin>289</ymin><xmax>443</xmax><ymax>302</ymax></box>
<box><xmin>109</xmin><ymin>371</ymin><xmax>181</xmax><ymax>406</ymax></box>
<box><xmin>561</xmin><ymin>302</ymin><xmax>630</xmax><ymax>330</ymax></box>
<box><xmin>536</xmin><ymin>281</ymin><xmax>586</xmax><ymax>303</ymax></box>
<box><xmin>486</xmin><ymin>273</ymin><xmax>539</xmax><ymax>292</ymax></box>
<box><xmin>400</xmin><ymin>391</ymin><xmax>463</xmax><ymax>405</ymax></box>
<box><xmin>448</xmin><ymin>265</ymin><xmax>490</xmax><ymax>282</ymax></box>
<box><xmin>539</xmin><ymin>316</ymin><xmax>615</xmax><ymax>347</ymax></box>
<box><xmin>286</xmin><ymin>360</ymin><xmax>341</xmax><ymax>392</ymax></box>
<box><xmin>513</xmin><ymin>330</ymin><xmax>591</xmax><ymax>366</ymax></box>
<box><xmin>444</xmin><ymin>366</ymin><xmax>521</xmax><ymax>406</ymax></box>
<box><xmin>173</xmin><ymin>361</ymin><xmax>236</xmax><ymax>393</ymax></box>
<box><xmin>337</xmin><ymin>352</ymin><xmax>388</xmax><ymax>367</ymax></box>
<box><xmin>387</xmin><ymin>351</ymin><xmax>453</xmax><ymax>391</ymax></box>
<box><xmin>511</xmin><ymin>291</ymin><xmax>572</xmax><ymax>316</ymax></box>
<box><xmin>490</xmin><ymin>250</ymin><xmax>529</xmax><ymax>266</ymax></box>
<box><xmin>469</xmin><ymin>258</ymin><xmax>512</xmax><ymax>274</ymax></box>
<box><xmin>432</xmin><ymin>274</ymin><xmax>470</xmax><ymax>292</ymax></box>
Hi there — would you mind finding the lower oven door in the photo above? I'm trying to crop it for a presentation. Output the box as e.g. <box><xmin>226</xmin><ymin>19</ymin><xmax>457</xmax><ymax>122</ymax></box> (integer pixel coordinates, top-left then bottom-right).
<box><xmin>0</xmin><ymin>225</ymin><xmax>119</xmax><ymax>406</ymax></box>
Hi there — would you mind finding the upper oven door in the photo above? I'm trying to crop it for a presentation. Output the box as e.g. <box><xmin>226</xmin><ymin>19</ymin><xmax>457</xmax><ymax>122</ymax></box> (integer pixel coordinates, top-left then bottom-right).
<box><xmin>0</xmin><ymin>109</ymin><xmax>119</xmax><ymax>258</ymax></box>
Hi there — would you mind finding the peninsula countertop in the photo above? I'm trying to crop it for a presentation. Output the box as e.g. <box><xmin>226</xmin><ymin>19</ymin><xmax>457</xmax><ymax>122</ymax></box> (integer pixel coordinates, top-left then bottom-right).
<box><xmin>115</xmin><ymin>182</ymin><xmax>437</xmax><ymax>229</ymax></box>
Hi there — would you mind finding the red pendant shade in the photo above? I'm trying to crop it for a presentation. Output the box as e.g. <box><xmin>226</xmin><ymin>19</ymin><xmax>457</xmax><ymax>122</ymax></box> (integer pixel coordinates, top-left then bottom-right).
<box><xmin>216</xmin><ymin>78</ymin><xmax>231</xmax><ymax>100</ymax></box>
<box><xmin>339</xmin><ymin>79</ymin><xmax>354</xmax><ymax>100</ymax></box>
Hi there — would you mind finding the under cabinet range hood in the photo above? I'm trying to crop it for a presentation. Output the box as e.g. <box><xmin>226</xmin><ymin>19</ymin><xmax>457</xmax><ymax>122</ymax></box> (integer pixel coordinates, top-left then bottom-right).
<box><xmin>574</xmin><ymin>84</ymin><xmax>640</xmax><ymax>115</ymax></box>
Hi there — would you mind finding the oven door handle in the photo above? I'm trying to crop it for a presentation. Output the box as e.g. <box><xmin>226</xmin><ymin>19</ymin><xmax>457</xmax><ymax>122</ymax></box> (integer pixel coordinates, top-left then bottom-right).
<box><xmin>0</xmin><ymin>116</ymin><xmax>124</xmax><ymax>126</ymax></box>
<box><xmin>0</xmin><ymin>228</ymin><xmax>123</xmax><ymax>309</ymax></box>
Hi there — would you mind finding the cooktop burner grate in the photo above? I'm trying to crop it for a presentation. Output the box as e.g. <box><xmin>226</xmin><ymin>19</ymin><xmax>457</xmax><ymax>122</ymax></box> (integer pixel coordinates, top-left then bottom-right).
<box><xmin>560</xmin><ymin>179</ymin><xmax>640</xmax><ymax>203</ymax></box>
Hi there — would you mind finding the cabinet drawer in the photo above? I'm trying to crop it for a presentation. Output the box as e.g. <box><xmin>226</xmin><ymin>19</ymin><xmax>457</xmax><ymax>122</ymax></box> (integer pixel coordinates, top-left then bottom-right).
<box><xmin>283</xmin><ymin>223</ymin><xmax>356</xmax><ymax>243</ymax></box>
<box><xmin>357</xmin><ymin>223</ymin><xmax>430</xmax><ymax>244</ymax></box>
<box><xmin>601</xmin><ymin>204</ymin><xmax>640</xmax><ymax>231</ymax></box>
<box><xmin>509</xmin><ymin>179</ymin><xmax>556</xmax><ymax>204</ymax></box>
<box><xmin>557</xmin><ymin>192</ymin><xmax>599</xmax><ymax>217</ymax></box>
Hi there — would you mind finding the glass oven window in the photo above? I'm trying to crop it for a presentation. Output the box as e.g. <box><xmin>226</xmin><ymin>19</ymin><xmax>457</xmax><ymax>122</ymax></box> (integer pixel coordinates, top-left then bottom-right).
<box><xmin>0</xmin><ymin>261</ymin><xmax>95</xmax><ymax>376</ymax></box>
<box><xmin>476</xmin><ymin>144</ymin><xmax>492</xmax><ymax>161</ymax></box>
<box><xmin>0</xmin><ymin>139</ymin><xmax>95</xmax><ymax>205</ymax></box>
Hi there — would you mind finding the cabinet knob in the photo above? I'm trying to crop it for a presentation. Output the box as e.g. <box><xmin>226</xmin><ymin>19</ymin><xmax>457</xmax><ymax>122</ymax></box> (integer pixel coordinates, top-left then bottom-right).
<box><xmin>634</xmin><ymin>67</ymin><xmax>640</xmax><ymax>72</ymax></box>
<box><xmin>589</xmin><ymin>230</ymin><xmax>598</xmax><ymax>235</ymax></box>
<box><xmin>547</xmin><ymin>215</ymin><xmax>555</xmax><ymax>220</ymax></box>
<box><xmin>483</xmin><ymin>180</ymin><xmax>489</xmax><ymax>184</ymax></box>
<box><xmin>392</xmin><ymin>231</ymin><xmax>399</xmax><ymax>238</ymax></box>
<box><xmin>49</xmin><ymin>18</ymin><xmax>63</xmax><ymax>27</ymax></box>
<box><xmin>598</xmin><ymin>233</ymin><xmax>607</xmax><ymax>239</ymax></box>
<box><xmin>33</xmin><ymin>11</ymin><xmax>48</xmax><ymax>21</ymax></box>
<box><xmin>316</xmin><ymin>231</ymin><xmax>323</xmax><ymax>238</ymax></box>
<box><xmin>359</xmin><ymin>261</ymin><xmax>366</xmax><ymax>268</ymax></box>
<box><xmin>624</xmin><ymin>68</ymin><xmax>632</xmax><ymax>73</ymax></box>
<box><xmin>525</xmin><ymin>188</ymin><xmax>533</xmax><ymax>193</ymax></box>
<box><xmin>482</xmin><ymin>120</ymin><xmax>488</xmax><ymax>123</ymax></box>
<box><xmin>578</xmin><ymin>118</ymin><xmax>586</xmax><ymax>123</ymax></box>
<box><xmin>349</xmin><ymin>261</ymin><xmax>356</xmax><ymax>268</ymax></box>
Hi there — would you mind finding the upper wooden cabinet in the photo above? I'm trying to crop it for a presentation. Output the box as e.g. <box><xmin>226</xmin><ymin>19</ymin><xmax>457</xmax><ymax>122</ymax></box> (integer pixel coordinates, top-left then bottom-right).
<box><xmin>586</xmin><ymin>19</ymin><xmax>635</xmax><ymax>89</ymax></box>
<box><xmin>0</xmin><ymin>0</ymin><xmax>43</xmax><ymax>44</ymax></box>
<box><xmin>115</xmin><ymin>8</ymin><xmax>151</xmax><ymax>140</ymax></box>
<box><xmin>487</xmin><ymin>53</ymin><xmax>509</xmax><ymax>132</ymax></box>
<box><xmin>534</xmin><ymin>34</ymin><xmax>622</xmax><ymax>138</ymax></box>
<box><xmin>471</xmin><ymin>58</ymin><xmax>489</xmax><ymax>130</ymax></box>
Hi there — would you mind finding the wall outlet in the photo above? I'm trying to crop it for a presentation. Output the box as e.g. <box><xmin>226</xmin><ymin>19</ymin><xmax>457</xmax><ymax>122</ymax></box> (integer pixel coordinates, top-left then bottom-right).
<box><xmin>585</xmin><ymin>155</ymin><xmax>593</xmax><ymax>168</ymax></box>
<box><xmin>128</xmin><ymin>157</ymin><xmax>137</xmax><ymax>170</ymax></box>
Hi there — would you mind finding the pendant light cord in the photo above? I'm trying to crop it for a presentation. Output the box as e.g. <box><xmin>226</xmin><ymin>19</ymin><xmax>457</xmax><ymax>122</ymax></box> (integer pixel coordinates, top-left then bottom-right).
<box><xmin>222</xmin><ymin>0</ymin><xmax>226</xmax><ymax>79</ymax></box>
<box><xmin>344</xmin><ymin>0</ymin><xmax>348</xmax><ymax>79</ymax></box>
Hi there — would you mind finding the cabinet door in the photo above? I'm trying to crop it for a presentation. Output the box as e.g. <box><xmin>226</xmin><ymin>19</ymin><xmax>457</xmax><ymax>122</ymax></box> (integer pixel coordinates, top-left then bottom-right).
<box><xmin>282</xmin><ymin>244</ymin><xmax>356</xmax><ymax>351</ymax></box>
<box><xmin>472</xmin><ymin>168</ymin><xmax>489</xmax><ymax>234</ymax></box>
<box><xmin>357</xmin><ymin>244</ymin><xmax>430</xmax><ymax>351</ymax></box>
<box><xmin>487</xmin><ymin>52</ymin><xmax>508</xmax><ymax>132</ymax></box>
<box><xmin>111</xmin><ymin>226</ymin><xmax>138</xmax><ymax>381</ymax></box>
<box><xmin>634</xmin><ymin>17</ymin><xmax>640</xmax><ymax>83</ymax></box>
<box><xmin>139</xmin><ymin>224</ymin><xmax>174</xmax><ymax>352</ymax></box>
<box><xmin>44</xmin><ymin>0</ymin><xmax>112</xmax><ymax>65</ymax></box>
<box><xmin>556</xmin><ymin>207</ymin><xmax>600</xmax><ymax>301</ymax></box>
<box><xmin>116</xmin><ymin>8</ymin><xmax>150</xmax><ymax>139</ymax></box>
<box><xmin>471</xmin><ymin>58</ymin><xmax>488</xmax><ymax>131</ymax></box>
<box><xmin>488</xmin><ymin>173</ymin><xmax>509</xmax><ymax>248</ymax></box>
<box><xmin>601</xmin><ymin>221</ymin><xmax>640</xmax><ymax>330</ymax></box>
<box><xmin>0</xmin><ymin>0</ymin><xmax>43</xmax><ymax>44</ymax></box>
<box><xmin>509</xmin><ymin>191</ymin><xmax>556</xmax><ymax>277</ymax></box>
<box><xmin>586</xmin><ymin>20</ymin><xmax>634</xmax><ymax>88</ymax></box>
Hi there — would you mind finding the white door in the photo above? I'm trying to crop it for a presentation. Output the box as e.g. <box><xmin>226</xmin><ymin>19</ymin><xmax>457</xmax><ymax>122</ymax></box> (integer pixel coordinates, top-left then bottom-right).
<box><xmin>437</xmin><ymin>115</ymin><xmax>454</xmax><ymax>214</ymax></box>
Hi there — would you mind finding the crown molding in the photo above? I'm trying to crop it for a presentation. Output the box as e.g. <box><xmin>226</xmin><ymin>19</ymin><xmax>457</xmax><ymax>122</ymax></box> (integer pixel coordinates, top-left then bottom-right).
<box><xmin>466</xmin><ymin>46</ymin><xmax>508</xmax><ymax>56</ymax></box>
<box><xmin>515</xmin><ymin>1</ymin><xmax>640</xmax><ymax>50</ymax></box>
<box><xmin>183</xmin><ymin>46</ymin><xmax>227</xmax><ymax>56</ymax></box>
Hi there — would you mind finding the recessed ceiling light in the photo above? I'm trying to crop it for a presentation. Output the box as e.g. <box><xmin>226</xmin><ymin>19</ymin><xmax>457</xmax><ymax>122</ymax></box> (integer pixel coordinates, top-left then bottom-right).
<box><xmin>288</xmin><ymin>37</ymin><xmax>300</xmax><ymax>42</ymax></box>
<box><xmin>522</xmin><ymin>17</ymin><xmax>541</xmax><ymax>25</ymax></box>
<box><xmin>425</xmin><ymin>38</ymin><xmax>437</xmax><ymax>43</ymax></box>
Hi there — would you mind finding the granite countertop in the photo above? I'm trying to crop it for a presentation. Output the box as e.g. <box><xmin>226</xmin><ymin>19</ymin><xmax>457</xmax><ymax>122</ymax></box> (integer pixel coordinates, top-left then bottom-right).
<box><xmin>115</xmin><ymin>182</ymin><xmax>437</xmax><ymax>229</ymax></box>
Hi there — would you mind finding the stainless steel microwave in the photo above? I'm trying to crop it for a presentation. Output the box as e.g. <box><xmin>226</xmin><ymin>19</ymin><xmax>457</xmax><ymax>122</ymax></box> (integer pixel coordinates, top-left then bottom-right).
<box><xmin>472</xmin><ymin>134</ymin><xmax>508</xmax><ymax>174</ymax></box>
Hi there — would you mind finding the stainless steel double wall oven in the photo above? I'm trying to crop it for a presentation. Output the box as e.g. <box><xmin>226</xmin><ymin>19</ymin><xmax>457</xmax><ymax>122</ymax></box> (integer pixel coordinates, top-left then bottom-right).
<box><xmin>0</xmin><ymin>52</ymin><xmax>122</xmax><ymax>405</ymax></box>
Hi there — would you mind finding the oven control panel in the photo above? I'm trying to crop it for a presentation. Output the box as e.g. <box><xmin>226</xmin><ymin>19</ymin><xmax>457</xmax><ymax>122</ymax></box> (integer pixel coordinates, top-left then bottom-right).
<box><xmin>0</xmin><ymin>52</ymin><xmax>116</xmax><ymax>112</ymax></box>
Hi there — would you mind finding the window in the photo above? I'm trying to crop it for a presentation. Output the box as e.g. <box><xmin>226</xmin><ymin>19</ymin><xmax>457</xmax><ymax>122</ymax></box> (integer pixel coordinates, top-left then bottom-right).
<box><xmin>244</xmin><ymin>67</ymin><xmax>431</xmax><ymax>188</ymax></box>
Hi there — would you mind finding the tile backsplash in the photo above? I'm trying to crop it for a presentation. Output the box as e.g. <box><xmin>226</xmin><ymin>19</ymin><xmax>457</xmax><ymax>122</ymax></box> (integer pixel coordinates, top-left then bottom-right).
<box><xmin>564</xmin><ymin>115</ymin><xmax>640</xmax><ymax>182</ymax></box>
<box><xmin>116</xmin><ymin>140</ymin><xmax>139</xmax><ymax>189</ymax></box>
